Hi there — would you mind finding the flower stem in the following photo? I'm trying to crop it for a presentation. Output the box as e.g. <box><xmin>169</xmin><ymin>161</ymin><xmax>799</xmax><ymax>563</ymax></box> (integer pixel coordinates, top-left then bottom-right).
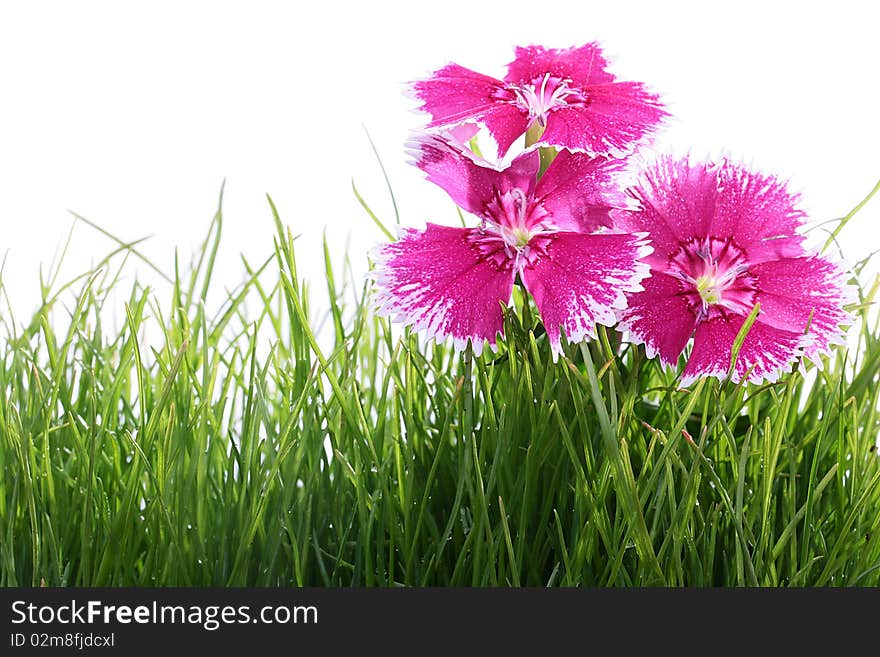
<box><xmin>524</xmin><ymin>123</ymin><xmax>558</xmax><ymax>179</ymax></box>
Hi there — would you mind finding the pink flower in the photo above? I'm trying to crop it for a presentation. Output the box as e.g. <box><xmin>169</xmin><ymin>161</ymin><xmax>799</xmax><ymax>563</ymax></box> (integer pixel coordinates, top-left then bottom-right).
<box><xmin>616</xmin><ymin>156</ymin><xmax>852</xmax><ymax>385</ymax></box>
<box><xmin>372</xmin><ymin>135</ymin><xmax>651</xmax><ymax>358</ymax></box>
<box><xmin>410</xmin><ymin>43</ymin><xmax>667</xmax><ymax>158</ymax></box>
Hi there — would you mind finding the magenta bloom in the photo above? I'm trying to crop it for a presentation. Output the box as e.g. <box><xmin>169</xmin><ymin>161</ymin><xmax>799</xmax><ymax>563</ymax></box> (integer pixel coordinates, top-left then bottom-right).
<box><xmin>410</xmin><ymin>43</ymin><xmax>667</xmax><ymax>158</ymax></box>
<box><xmin>616</xmin><ymin>156</ymin><xmax>852</xmax><ymax>384</ymax></box>
<box><xmin>372</xmin><ymin>135</ymin><xmax>651</xmax><ymax>357</ymax></box>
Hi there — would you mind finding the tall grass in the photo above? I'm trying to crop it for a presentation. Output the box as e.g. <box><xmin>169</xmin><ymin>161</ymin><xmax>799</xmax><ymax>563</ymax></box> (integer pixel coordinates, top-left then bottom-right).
<box><xmin>1</xmin><ymin>182</ymin><xmax>879</xmax><ymax>587</ymax></box>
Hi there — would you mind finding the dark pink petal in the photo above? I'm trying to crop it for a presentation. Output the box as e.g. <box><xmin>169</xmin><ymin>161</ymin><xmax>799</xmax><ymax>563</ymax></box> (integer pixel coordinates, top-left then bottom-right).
<box><xmin>538</xmin><ymin>84</ymin><xmax>667</xmax><ymax>157</ymax></box>
<box><xmin>482</xmin><ymin>104</ymin><xmax>532</xmax><ymax>157</ymax></box>
<box><xmin>681</xmin><ymin>314</ymin><xmax>804</xmax><ymax>385</ymax></box>
<box><xmin>410</xmin><ymin>63</ymin><xmax>531</xmax><ymax>157</ymax></box>
<box><xmin>505</xmin><ymin>43</ymin><xmax>614</xmax><ymax>87</ymax></box>
<box><xmin>372</xmin><ymin>224</ymin><xmax>515</xmax><ymax>354</ymax></box>
<box><xmin>618</xmin><ymin>157</ymin><xmax>807</xmax><ymax>264</ymax></box>
<box><xmin>407</xmin><ymin>133</ymin><xmax>540</xmax><ymax>218</ymax></box>
<box><xmin>521</xmin><ymin>232</ymin><xmax>651</xmax><ymax>358</ymax></box>
<box><xmin>752</xmin><ymin>255</ymin><xmax>853</xmax><ymax>362</ymax></box>
<box><xmin>535</xmin><ymin>150</ymin><xmax>632</xmax><ymax>233</ymax></box>
<box><xmin>712</xmin><ymin>160</ymin><xmax>807</xmax><ymax>262</ymax></box>
<box><xmin>411</xmin><ymin>63</ymin><xmax>507</xmax><ymax>128</ymax></box>
<box><xmin>614</xmin><ymin>157</ymin><xmax>722</xmax><ymax>263</ymax></box>
<box><xmin>618</xmin><ymin>272</ymin><xmax>697</xmax><ymax>367</ymax></box>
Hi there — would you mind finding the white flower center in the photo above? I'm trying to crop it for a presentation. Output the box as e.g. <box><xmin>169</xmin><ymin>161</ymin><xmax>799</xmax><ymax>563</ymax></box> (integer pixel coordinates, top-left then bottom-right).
<box><xmin>695</xmin><ymin>273</ymin><xmax>724</xmax><ymax>305</ymax></box>
<box><xmin>497</xmin><ymin>224</ymin><xmax>533</xmax><ymax>251</ymax></box>
<box><xmin>512</xmin><ymin>74</ymin><xmax>580</xmax><ymax>127</ymax></box>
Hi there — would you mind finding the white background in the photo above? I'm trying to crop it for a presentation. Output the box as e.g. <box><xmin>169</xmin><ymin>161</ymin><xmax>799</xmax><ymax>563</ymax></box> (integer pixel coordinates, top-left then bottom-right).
<box><xmin>1</xmin><ymin>1</ymin><xmax>879</xmax><ymax>324</ymax></box>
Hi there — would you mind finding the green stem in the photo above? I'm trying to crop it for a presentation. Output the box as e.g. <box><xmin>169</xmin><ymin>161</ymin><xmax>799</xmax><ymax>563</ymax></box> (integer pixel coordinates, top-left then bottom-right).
<box><xmin>524</xmin><ymin>123</ymin><xmax>557</xmax><ymax>179</ymax></box>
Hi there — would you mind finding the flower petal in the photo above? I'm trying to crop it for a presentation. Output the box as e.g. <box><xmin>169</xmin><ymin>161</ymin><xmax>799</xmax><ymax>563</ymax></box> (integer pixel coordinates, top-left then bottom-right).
<box><xmin>681</xmin><ymin>314</ymin><xmax>804</xmax><ymax>385</ymax></box>
<box><xmin>482</xmin><ymin>104</ymin><xmax>532</xmax><ymax>158</ymax></box>
<box><xmin>752</xmin><ymin>255</ymin><xmax>853</xmax><ymax>362</ymax></box>
<box><xmin>712</xmin><ymin>160</ymin><xmax>807</xmax><ymax>261</ymax></box>
<box><xmin>407</xmin><ymin>133</ymin><xmax>540</xmax><ymax>218</ymax></box>
<box><xmin>411</xmin><ymin>63</ymin><xmax>506</xmax><ymax>128</ymax></box>
<box><xmin>618</xmin><ymin>272</ymin><xmax>697</xmax><ymax>367</ymax></box>
<box><xmin>521</xmin><ymin>232</ymin><xmax>651</xmax><ymax>359</ymax></box>
<box><xmin>505</xmin><ymin>43</ymin><xmax>614</xmax><ymax>87</ymax></box>
<box><xmin>410</xmin><ymin>63</ymin><xmax>530</xmax><ymax>157</ymax></box>
<box><xmin>372</xmin><ymin>224</ymin><xmax>515</xmax><ymax>354</ymax></box>
<box><xmin>538</xmin><ymin>84</ymin><xmax>666</xmax><ymax>157</ymax></box>
<box><xmin>614</xmin><ymin>156</ymin><xmax>722</xmax><ymax>263</ymax></box>
<box><xmin>621</xmin><ymin>157</ymin><xmax>807</xmax><ymax>262</ymax></box>
<box><xmin>535</xmin><ymin>150</ymin><xmax>632</xmax><ymax>233</ymax></box>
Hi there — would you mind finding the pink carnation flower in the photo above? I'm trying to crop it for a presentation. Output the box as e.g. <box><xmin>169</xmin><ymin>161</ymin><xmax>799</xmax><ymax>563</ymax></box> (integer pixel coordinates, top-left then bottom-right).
<box><xmin>616</xmin><ymin>156</ymin><xmax>852</xmax><ymax>385</ymax></box>
<box><xmin>372</xmin><ymin>135</ymin><xmax>651</xmax><ymax>358</ymax></box>
<box><xmin>410</xmin><ymin>43</ymin><xmax>667</xmax><ymax>158</ymax></box>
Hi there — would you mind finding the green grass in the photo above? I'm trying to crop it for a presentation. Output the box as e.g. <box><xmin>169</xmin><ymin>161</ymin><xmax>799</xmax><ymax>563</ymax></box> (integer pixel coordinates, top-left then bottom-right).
<box><xmin>1</xmin><ymin>182</ymin><xmax>880</xmax><ymax>587</ymax></box>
